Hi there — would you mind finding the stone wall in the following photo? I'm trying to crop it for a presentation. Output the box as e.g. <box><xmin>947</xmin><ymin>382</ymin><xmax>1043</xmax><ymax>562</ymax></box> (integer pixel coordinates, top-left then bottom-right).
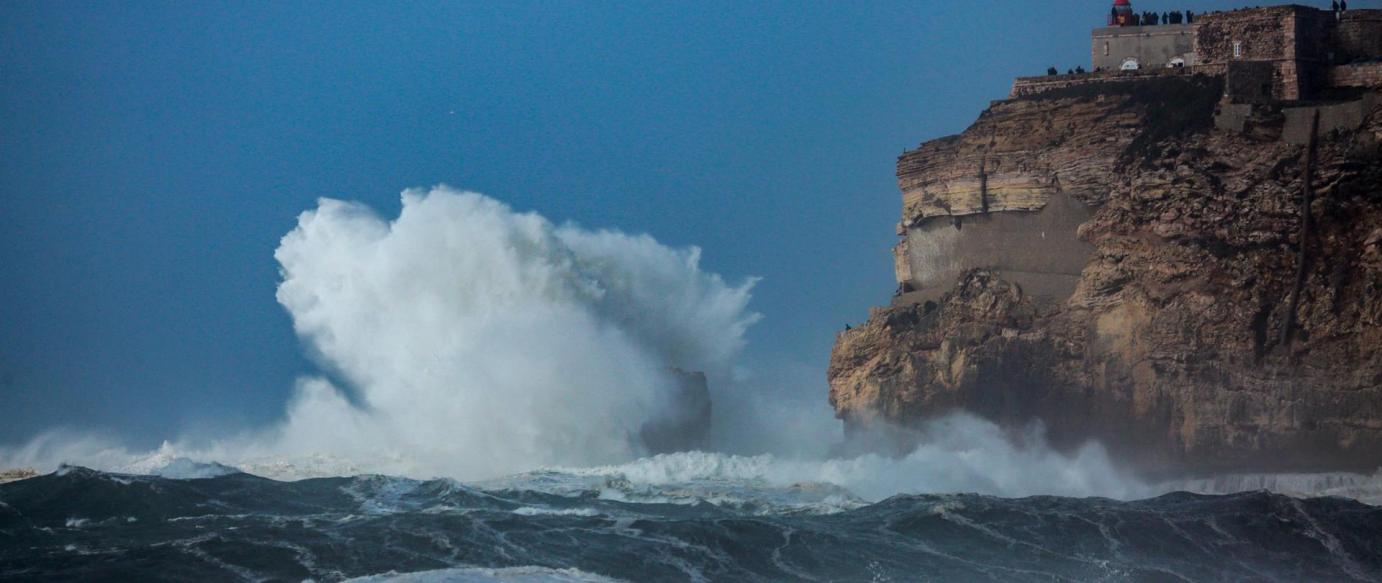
<box><xmin>1195</xmin><ymin>5</ymin><xmax>1336</xmax><ymax>100</ymax></box>
<box><xmin>1329</xmin><ymin>63</ymin><xmax>1382</xmax><ymax>88</ymax></box>
<box><xmin>1010</xmin><ymin>67</ymin><xmax>1194</xmax><ymax>98</ymax></box>
<box><xmin>1092</xmin><ymin>23</ymin><xmax>1196</xmax><ymax>71</ymax></box>
<box><xmin>1224</xmin><ymin>61</ymin><xmax>1278</xmax><ymax>103</ymax></box>
<box><xmin>1282</xmin><ymin>94</ymin><xmax>1376</xmax><ymax>145</ymax></box>
<box><xmin>1074</xmin><ymin>7</ymin><xmax>1382</xmax><ymax>103</ymax></box>
<box><xmin>1334</xmin><ymin>10</ymin><xmax>1382</xmax><ymax>63</ymax></box>
<box><xmin>1196</xmin><ymin>7</ymin><xmax>1296</xmax><ymax>64</ymax></box>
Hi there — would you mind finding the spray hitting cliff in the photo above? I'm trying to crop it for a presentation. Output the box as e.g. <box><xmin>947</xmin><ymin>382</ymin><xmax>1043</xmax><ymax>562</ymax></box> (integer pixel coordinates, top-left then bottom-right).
<box><xmin>829</xmin><ymin>73</ymin><xmax>1382</xmax><ymax>475</ymax></box>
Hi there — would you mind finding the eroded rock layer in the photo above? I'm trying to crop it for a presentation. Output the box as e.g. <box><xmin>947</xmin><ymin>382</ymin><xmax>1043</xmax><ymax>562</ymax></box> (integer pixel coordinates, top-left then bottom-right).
<box><xmin>832</xmin><ymin>77</ymin><xmax>1382</xmax><ymax>475</ymax></box>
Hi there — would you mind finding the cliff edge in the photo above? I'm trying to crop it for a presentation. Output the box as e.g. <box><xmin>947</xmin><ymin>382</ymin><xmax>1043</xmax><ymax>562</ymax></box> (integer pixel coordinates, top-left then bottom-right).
<box><xmin>830</xmin><ymin>75</ymin><xmax>1382</xmax><ymax>475</ymax></box>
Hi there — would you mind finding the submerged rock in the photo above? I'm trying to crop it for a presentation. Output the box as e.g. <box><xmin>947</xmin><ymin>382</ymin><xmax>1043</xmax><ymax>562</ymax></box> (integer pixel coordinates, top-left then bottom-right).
<box><xmin>639</xmin><ymin>369</ymin><xmax>711</xmax><ymax>454</ymax></box>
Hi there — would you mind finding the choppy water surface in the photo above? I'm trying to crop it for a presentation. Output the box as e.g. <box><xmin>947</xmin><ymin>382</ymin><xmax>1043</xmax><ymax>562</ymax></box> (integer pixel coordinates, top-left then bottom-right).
<box><xmin>2</xmin><ymin>465</ymin><xmax>1380</xmax><ymax>582</ymax></box>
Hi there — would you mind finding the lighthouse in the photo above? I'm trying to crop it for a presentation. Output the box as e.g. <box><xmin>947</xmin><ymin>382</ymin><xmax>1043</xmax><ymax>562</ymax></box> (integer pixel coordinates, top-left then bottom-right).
<box><xmin>1110</xmin><ymin>0</ymin><xmax>1135</xmax><ymax>26</ymax></box>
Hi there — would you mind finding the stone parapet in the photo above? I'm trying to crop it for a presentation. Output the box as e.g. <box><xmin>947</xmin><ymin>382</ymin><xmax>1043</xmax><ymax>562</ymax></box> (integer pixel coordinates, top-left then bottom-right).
<box><xmin>1010</xmin><ymin>67</ymin><xmax>1199</xmax><ymax>98</ymax></box>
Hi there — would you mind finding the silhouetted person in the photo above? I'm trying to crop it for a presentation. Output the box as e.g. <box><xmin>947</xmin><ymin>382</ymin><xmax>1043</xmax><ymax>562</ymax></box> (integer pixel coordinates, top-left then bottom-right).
<box><xmin>1333</xmin><ymin>0</ymin><xmax>1340</xmax><ymax>11</ymax></box>
<box><xmin>1186</xmin><ymin>10</ymin><xmax>1194</xmax><ymax>23</ymax></box>
<box><xmin>1341</xmin><ymin>0</ymin><xmax>1348</xmax><ymax>11</ymax></box>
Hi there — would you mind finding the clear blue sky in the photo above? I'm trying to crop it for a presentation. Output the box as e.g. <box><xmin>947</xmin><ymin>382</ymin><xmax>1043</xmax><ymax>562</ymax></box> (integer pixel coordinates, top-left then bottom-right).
<box><xmin>2</xmin><ymin>0</ymin><xmax>1366</xmax><ymax>447</ymax></box>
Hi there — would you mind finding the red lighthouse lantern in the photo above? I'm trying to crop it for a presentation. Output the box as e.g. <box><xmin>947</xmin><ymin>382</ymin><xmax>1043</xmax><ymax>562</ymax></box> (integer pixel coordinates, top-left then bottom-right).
<box><xmin>1110</xmin><ymin>0</ymin><xmax>1135</xmax><ymax>26</ymax></box>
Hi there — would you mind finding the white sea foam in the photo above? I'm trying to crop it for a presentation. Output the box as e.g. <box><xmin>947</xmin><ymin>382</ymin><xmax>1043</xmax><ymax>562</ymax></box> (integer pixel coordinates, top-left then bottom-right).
<box><xmin>3</xmin><ymin>187</ymin><xmax>1378</xmax><ymax>508</ymax></box>
<box><xmin>344</xmin><ymin>566</ymin><xmax>628</xmax><ymax>583</ymax></box>
<box><xmin>233</xmin><ymin>188</ymin><xmax>757</xmax><ymax>479</ymax></box>
<box><xmin>1158</xmin><ymin>471</ymin><xmax>1382</xmax><ymax>505</ymax></box>
<box><xmin>482</xmin><ymin>413</ymin><xmax>1151</xmax><ymax>509</ymax></box>
<box><xmin>2</xmin><ymin>188</ymin><xmax>758</xmax><ymax>481</ymax></box>
<box><xmin>511</xmin><ymin>507</ymin><xmax>601</xmax><ymax>517</ymax></box>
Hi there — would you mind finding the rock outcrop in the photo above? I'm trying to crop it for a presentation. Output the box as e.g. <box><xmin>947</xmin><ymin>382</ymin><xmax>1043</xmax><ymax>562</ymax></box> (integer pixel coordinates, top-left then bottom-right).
<box><xmin>639</xmin><ymin>369</ymin><xmax>712</xmax><ymax>454</ymax></box>
<box><xmin>831</xmin><ymin>76</ymin><xmax>1382</xmax><ymax>475</ymax></box>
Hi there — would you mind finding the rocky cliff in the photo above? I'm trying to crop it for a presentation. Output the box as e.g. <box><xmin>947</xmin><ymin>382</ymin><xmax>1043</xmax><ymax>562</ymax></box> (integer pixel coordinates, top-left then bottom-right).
<box><xmin>830</xmin><ymin>76</ymin><xmax>1382</xmax><ymax>475</ymax></box>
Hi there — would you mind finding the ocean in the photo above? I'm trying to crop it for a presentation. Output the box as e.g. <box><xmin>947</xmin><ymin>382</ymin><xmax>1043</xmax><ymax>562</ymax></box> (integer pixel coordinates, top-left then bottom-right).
<box><xmin>2</xmin><ymin>461</ymin><xmax>1380</xmax><ymax>582</ymax></box>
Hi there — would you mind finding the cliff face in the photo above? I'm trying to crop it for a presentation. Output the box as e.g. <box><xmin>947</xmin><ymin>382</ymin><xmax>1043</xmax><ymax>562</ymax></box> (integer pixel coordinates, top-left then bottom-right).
<box><xmin>831</xmin><ymin>77</ymin><xmax>1382</xmax><ymax>475</ymax></box>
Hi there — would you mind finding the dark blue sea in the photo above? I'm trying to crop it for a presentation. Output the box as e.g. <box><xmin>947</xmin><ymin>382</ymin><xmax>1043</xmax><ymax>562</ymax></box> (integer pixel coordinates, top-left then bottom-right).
<box><xmin>2</xmin><ymin>465</ymin><xmax>1380</xmax><ymax>582</ymax></box>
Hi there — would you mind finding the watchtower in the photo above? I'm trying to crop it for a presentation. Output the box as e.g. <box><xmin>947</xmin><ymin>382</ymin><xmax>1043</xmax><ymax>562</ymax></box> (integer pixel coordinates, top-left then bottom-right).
<box><xmin>1110</xmin><ymin>0</ymin><xmax>1135</xmax><ymax>26</ymax></box>
<box><xmin>1093</xmin><ymin>1</ymin><xmax>1196</xmax><ymax>71</ymax></box>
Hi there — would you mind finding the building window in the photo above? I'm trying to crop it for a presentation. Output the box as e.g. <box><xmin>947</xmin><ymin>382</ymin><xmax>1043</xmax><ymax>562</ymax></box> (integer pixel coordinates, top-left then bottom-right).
<box><xmin>1233</xmin><ymin>41</ymin><xmax>1243</xmax><ymax>59</ymax></box>
<box><xmin>1104</xmin><ymin>42</ymin><xmax>1110</xmax><ymax>56</ymax></box>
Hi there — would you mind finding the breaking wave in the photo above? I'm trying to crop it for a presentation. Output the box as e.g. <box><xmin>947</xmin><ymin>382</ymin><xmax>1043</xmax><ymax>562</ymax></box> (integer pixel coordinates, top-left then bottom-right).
<box><xmin>3</xmin><ymin>186</ymin><xmax>1379</xmax><ymax>508</ymax></box>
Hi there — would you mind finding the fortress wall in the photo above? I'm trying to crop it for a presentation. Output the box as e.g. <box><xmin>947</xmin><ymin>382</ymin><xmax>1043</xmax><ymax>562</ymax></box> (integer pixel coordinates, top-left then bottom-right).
<box><xmin>1092</xmin><ymin>24</ymin><xmax>1196</xmax><ymax>71</ymax></box>
<box><xmin>1224</xmin><ymin>61</ymin><xmax>1279</xmax><ymax>103</ymax></box>
<box><xmin>1329</xmin><ymin>63</ymin><xmax>1382</xmax><ymax>88</ymax></box>
<box><xmin>1196</xmin><ymin>7</ymin><xmax>1296</xmax><ymax>63</ymax></box>
<box><xmin>1282</xmin><ymin>94</ymin><xmax>1376</xmax><ymax>144</ymax></box>
<box><xmin>1010</xmin><ymin>67</ymin><xmax>1194</xmax><ymax>98</ymax></box>
<box><xmin>1196</xmin><ymin>6</ymin><xmax>1338</xmax><ymax>100</ymax></box>
<box><xmin>1334</xmin><ymin>10</ymin><xmax>1382</xmax><ymax>63</ymax></box>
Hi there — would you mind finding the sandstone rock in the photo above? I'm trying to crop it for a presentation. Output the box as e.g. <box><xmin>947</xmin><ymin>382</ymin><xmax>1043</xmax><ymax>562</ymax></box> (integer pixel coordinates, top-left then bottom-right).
<box><xmin>832</xmin><ymin>78</ymin><xmax>1382</xmax><ymax>475</ymax></box>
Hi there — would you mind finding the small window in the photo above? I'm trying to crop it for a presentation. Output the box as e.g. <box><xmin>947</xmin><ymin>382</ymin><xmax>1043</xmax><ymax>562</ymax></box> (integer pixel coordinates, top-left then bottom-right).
<box><xmin>1233</xmin><ymin>41</ymin><xmax>1243</xmax><ymax>59</ymax></box>
<box><xmin>1104</xmin><ymin>42</ymin><xmax>1110</xmax><ymax>56</ymax></box>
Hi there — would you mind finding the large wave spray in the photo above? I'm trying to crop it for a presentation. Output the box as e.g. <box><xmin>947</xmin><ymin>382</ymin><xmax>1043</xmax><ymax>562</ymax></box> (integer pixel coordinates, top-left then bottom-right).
<box><xmin>1</xmin><ymin>186</ymin><xmax>1163</xmax><ymax>500</ymax></box>
<box><xmin>237</xmin><ymin>187</ymin><xmax>760</xmax><ymax>479</ymax></box>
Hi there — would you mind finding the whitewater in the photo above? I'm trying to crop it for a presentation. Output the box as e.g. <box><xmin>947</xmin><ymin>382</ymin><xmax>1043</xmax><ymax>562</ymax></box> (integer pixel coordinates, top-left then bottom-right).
<box><xmin>0</xmin><ymin>186</ymin><xmax>1147</xmax><ymax>497</ymax></box>
<box><xmin>3</xmin><ymin>187</ymin><xmax>1381</xmax><ymax>581</ymax></box>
